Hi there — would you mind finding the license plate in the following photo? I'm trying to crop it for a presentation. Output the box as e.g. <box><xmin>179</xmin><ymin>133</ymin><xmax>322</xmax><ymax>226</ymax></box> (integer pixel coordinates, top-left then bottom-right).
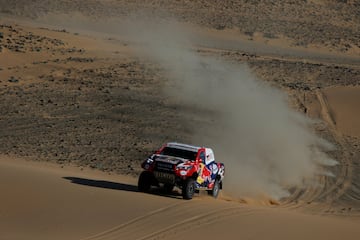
<box><xmin>154</xmin><ymin>171</ymin><xmax>175</xmax><ymax>183</ymax></box>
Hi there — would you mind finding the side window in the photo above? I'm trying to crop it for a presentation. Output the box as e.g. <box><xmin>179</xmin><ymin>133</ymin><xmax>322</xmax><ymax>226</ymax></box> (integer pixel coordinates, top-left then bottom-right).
<box><xmin>199</xmin><ymin>151</ymin><xmax>205</xmax><ymax>162</ymax></box>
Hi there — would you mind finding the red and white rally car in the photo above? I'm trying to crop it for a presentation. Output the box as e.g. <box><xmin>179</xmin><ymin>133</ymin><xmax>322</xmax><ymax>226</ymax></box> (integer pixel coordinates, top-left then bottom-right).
<box><xmin>138</xmin><ymin>142</ymin><xmax>225</xmax><ymax>200</ymax></box>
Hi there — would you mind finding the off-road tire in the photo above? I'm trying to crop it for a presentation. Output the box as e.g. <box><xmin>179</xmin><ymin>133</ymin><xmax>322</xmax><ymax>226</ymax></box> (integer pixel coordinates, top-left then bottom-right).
<box><xmin>138</xmin><ymin>171</ymin><xmax>152</xmax><ymax>192</ymax></box>
<box><xmin>208</xmin><ymin>179</ymin><xmax>220</xmax><ymax>199</ymax></box>
<box><xmin>182</xmin><ymin>178</ymin><xmax>195</xmax><ymax>200</ymax></box>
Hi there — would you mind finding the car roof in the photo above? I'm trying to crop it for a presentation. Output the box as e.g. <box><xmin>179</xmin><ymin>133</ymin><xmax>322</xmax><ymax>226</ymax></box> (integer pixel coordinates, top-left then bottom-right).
<box><xmin>166</xmin><ymin>142</ymin><xmax>202</xmax><ymax>152</ymax></box>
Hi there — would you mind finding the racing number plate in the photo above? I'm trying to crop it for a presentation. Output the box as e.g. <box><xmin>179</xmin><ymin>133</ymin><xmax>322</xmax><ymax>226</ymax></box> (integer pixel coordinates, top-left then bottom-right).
<box><xmin>154</xmin><ymin>171</ymin><xmax>175</xmax><ymax>183</ymax></box>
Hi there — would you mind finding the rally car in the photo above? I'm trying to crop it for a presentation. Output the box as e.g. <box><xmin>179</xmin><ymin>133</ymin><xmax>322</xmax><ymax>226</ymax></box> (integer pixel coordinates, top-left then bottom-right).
<box><xmin>138</xmin><ymin>142</ymin><xmax>225</xmax><ymax>200</ymax></box>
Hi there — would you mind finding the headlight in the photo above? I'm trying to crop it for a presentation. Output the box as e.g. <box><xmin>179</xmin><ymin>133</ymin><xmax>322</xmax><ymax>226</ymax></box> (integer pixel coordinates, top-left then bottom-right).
<box><xmin>146</xmin><ymin>158</ymin><xmax>153</xmax><ymax>164</ymax></box>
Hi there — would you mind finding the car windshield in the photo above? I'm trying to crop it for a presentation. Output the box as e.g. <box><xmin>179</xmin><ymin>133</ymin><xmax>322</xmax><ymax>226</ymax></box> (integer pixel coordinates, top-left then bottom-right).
<box><xmin>160</xmin><ymin>147</ymin><xmax>197</xmax><ymax>161</ymax></box>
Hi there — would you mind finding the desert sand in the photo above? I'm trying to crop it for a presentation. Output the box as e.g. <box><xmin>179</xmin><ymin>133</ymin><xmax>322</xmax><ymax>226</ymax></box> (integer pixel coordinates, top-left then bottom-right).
<box><xmin>1</xmin><ymin>156</ymin><xmax>360</xmax><ymax>240</ymax></box>
<box><xmin>323</xmin><ymin>86</ymin><xmax>360</xmax><ymax>137</ymax></box>
<box><xmin>0</xmin><ymin>1</ymin><xmax>359</xmax><ymax>239</ymax></box>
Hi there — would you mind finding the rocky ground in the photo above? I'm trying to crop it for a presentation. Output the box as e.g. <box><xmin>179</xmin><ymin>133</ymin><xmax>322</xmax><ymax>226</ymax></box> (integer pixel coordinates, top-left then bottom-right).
<box><xmin>0</xmin><ymin>24</ymin><xmax>192</xmax><ymax>174</ymax></box>
<box><xmin>0</xmin><ymin>0</ymin><xmax>359</xmax><ymax>53</ymax></box>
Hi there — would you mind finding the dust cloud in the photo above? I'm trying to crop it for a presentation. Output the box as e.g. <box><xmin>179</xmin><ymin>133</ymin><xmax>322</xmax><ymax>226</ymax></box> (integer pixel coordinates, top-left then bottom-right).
<box><xmin>37</xmin><ymin>11</ymin><xmax>337</xmax><ymax>200</ymax></box>
<box><xmin>122</xmin><ymin>18</ymin><xmax>337</xmax><ymax>200</ymax></box>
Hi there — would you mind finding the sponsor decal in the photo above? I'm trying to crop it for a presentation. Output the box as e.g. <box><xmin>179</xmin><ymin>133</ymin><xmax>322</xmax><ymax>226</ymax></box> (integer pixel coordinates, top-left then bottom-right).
<box><xmin>211</xmin><ymin>163</ymin><xmax>218</xmax><ymax>174</ymax></box>
<box><xmin>197</xmin><ymin>163</ymin><xmax>212</xmax><ymax>185</ymax></box>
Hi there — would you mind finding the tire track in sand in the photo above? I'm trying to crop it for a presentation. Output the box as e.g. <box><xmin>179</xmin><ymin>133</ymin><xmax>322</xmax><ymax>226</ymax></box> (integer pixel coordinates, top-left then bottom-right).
<box><xmin>81</xmin><ymin>201</ymin><xmax>190</xmax><ymax>240</ymax></box>
<box><xmin>137</xmin><ymin>206</ymin><xmax>252</xmax><ymax>240</ymax></box>
<box><xmin>283</xmin><ymin>89</ymin><xmax>357</xmax><ymax>215</ymax></box>
<box><xmin>82</xmin><ymin>199</ymin><xmax>255</xmax><ymax>240</ymax></box>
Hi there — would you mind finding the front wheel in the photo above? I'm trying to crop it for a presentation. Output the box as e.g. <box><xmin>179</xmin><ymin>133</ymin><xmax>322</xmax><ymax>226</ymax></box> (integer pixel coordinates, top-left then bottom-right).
<box><xmin>182</xmin><ymin>178</ymin><xmax>195</xmax><ymax>200</ymax></box>
<box><xmin>138</xmin><ymin>171</ymin><xmax>152</xmax><ymax>192</ymax></box>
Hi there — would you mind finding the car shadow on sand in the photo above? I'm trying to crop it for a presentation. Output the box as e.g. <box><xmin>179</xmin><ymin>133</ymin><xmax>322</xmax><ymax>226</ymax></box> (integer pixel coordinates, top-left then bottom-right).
<box><xmin>63</xmin><ymin>176</ymin><xmax>139</xmax><ymax>192</ymax></box>
<box><xmin>63</xmin><ymin>176</ymin><xmax>183</xmax><ymax>199</ymax></box>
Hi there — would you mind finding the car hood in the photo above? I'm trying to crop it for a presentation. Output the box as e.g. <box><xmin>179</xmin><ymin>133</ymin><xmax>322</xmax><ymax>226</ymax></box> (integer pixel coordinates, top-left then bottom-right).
<box><xmin>152</xmin><ymin>154</ymin><xmax>189</xmax><ymax>165</ymax></box>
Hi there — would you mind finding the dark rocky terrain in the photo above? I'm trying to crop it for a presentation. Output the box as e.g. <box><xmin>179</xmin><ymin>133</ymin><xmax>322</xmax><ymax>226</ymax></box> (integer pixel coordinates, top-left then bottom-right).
<box><xmin>0</xmin><ymin>0</ymin><xmax>359</xmax><ymax>52</ymax></box>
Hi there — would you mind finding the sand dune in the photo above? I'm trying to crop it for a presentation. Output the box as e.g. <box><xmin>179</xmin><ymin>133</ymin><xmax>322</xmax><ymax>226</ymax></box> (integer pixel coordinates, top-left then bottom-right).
<box><xmin>1</xmin><ymin>156</ymin><xmax>359</xmax><ymax>240</ymax></box>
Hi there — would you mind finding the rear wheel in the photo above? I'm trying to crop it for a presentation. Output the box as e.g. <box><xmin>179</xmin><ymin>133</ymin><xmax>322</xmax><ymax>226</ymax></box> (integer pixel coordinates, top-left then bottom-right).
<box><xmin>208</xmin><ymin>179</ymin><xmax>220</xmax><ymax>198</ymax></box>
<box><xmin>182</xmin><ymin>178</ymin><xmax>195</xmax><ymax>200</ymax></box>
<box><xmin>138</xmin><ymin>171</ymin><xmax>152</xmax><ymax>192</ymax></box>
